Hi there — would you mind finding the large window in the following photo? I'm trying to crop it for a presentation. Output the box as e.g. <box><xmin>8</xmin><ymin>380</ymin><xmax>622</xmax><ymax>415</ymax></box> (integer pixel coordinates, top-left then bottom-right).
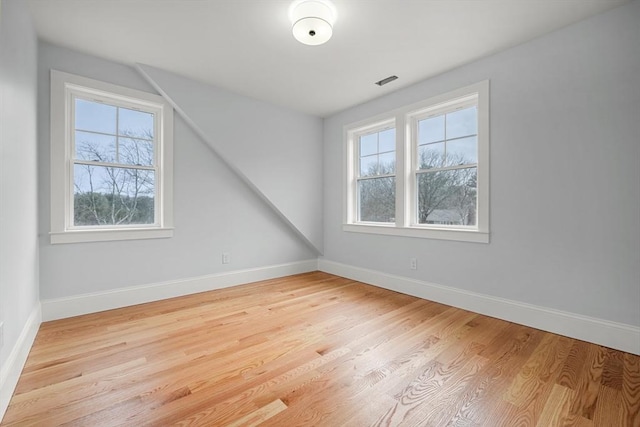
<box><xmin>50</xmin><ymin>70</ymin><xmax>174</xmax><ymax>244</ymax></box>
<box><xmin>345</xmin><ymin>81</ymin><xmax>489</xmax><ymax>243</ymax></box>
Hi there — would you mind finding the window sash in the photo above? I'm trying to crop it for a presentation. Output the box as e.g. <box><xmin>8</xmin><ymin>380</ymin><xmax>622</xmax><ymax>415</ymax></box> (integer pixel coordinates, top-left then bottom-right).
<box><xmin>356</xmin><ymin>175</ymin><xmax>396</xmax><ymax>223</ymax></box>
<box><xmin>70</xmin><ymin>93</ymin><xmax>160</xmax><ymax>165</ymax></box>
<box><xmin>414</xmin><ymin>165</ymin><xmax>478</xmax><ymax>228</ymax></box>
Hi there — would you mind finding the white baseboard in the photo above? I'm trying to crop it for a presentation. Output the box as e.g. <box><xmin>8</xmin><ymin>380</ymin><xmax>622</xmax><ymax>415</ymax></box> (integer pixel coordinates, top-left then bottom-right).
<box><xmin>318</xmin><ymin>259</ymin><xmax>640</xmax><ymax>355</ymax></box>
<box><xmin>41</xmin><ymin>259</ymin><xmax>318</xmax><ymax>321</ymax></box>
<box><xmin>0</xmin><ymin>303</ymin><xmax>42</xmax><ymax>423</ymax></box>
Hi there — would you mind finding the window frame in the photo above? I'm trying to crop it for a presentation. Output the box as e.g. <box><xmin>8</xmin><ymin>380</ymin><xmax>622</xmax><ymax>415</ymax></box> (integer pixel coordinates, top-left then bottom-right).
<box><xmin>344</xmin><ymin>81</ymin><xmax>489</xmax><ymax>243</ymax></box>
<box><xmin>50</xmin><ymin>70</ymin><xmax>174</xmax><ymax>244</ymax></box>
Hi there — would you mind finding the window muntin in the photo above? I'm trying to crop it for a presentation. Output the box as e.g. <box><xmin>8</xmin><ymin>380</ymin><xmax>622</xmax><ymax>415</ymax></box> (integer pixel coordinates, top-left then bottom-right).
<box><xmin>50</xmin><ymin>70</ymin><xmax>174</xmax><ymax>244</ymax></box>
<box><xmin>344</xmin><ymin>81</ymin><xmax>489</xmax><ymax>243</ymax></box>
<box><xmin>355</xmin><ymin>125</ymin><xmax>396</xmax><ymax>223</ymax></box>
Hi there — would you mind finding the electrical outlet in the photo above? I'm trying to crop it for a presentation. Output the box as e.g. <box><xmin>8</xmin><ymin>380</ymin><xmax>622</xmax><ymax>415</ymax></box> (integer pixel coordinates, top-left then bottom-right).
<box><xmin>222</xmin><ymin>252</ymin><xmax>230</xmax><ymax>264</ymax></box>
<box><xmin>409</xmin><ymin>257</ymin><xmax>417</xmax><ymax>270</ymax></box>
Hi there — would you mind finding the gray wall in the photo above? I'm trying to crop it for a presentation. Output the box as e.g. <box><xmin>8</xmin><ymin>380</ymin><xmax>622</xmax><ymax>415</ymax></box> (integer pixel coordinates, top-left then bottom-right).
<box><xmin>137</xmin><ymin>64</ymin><xmax>324</xmax><ymax>253</ymax></box>
<box><xmin>322</xmin><ymin>0</ymin><xmax>640</xmax><ymax>326</ymax></box>
<box><xmin>37</xmin><ymin>43</ymin><xmax>316</xmax><ymax>300</ymax></box>
<box><xmin>0</xmin><ymin>0</ymin><xmax>40</xmax><ymax>372</ymax></box>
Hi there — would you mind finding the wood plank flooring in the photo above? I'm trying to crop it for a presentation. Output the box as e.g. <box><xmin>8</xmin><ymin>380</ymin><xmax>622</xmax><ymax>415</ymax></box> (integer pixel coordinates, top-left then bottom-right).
<box><xmin>2</xmin><ymin>272</ymin><xmax>639</xmax><ymax>426</ymax></box>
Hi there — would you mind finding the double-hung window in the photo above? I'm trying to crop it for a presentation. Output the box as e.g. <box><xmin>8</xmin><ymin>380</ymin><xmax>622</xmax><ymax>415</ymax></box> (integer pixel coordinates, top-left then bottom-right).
<box><xmin>50</xmin><ymin>70</ymin><xmax>174</xmax><ymax>244</ymax></box>
<box><xmin>356</xmin><ymin>122</ymin><xmax>396</xmax><ymax>223</ymax></box>
<box><xmin>412</xmin><ymin>97</ymin><xmax>479</xmax><ymax>227</ymax></box>
<box><xmin>345</xmin><ymin>81</ymin><xmax>489</xmax><ymax>243</ymax></box>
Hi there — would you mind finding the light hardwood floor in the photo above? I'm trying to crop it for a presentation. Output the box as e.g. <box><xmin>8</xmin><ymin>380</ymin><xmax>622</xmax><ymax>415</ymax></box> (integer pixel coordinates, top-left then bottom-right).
<box><xmin>2</xmin><ymin>272</ymin><xmax>639</xmax><ymax>426</ymax></box>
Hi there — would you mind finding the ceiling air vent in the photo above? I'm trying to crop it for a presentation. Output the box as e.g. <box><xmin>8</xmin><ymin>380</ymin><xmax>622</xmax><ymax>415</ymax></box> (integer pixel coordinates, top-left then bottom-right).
<box><xmin>375</xmin><ymin>75</ymin><xmax>398</xmax><ymax>86</ymax></box>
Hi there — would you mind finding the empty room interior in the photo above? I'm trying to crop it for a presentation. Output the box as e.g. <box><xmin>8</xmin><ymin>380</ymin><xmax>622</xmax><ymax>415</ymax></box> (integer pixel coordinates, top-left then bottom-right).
<box><xmin>1</xmin><ymin>0</ymin><xmax>639</xmax><ymax>425</ymax></box>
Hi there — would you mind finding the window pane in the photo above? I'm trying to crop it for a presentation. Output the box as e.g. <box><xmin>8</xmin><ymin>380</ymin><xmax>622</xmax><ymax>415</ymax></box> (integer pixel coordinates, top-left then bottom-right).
<box><xmin>73</xmin><ymin>164</ymin><xmax>155</xmax><ymax>226</ymax></box>
<box><xmin>360</xmin><ymin>155</ymin><xmax>378</xmax><ymax>177</ymax></box>
<box><xmin>119</xmin><ymin>137</ymin><xmax>154</xmax><ymax>166</ymax></box>
<box><xmin>418</xmin><ymin>142</ymin><xmax>444</xmax><ymax>169</ymax></box>
<box><xmin>358</xmin><ymin>177</ymin><xmax>395</xmax><ymax>223</ymax></box>
<box><xmin>418</xmin><ymin>115</ymin><xmax>445</xmax><ymax>144</ymax></box>
<box><xmin>378</xmin><ymin>128</ymin><xmax>395</xmax><ymax>152</ymax></box>
<box><xmin>446</xmin><ymin>106</ymin><xmax>477</xmax><ymax>139</ymax></box>
<box><xmin>417</xmin><ymin>167</ymin><xmax>477</xmax><ymax>226</ymax></box>
<box><xmin>360</xmin><ymin>133</ymin><xmax>377</xmax><ymax>156</ymax></box>
<box><xmin>75</xmin><ymin>98</ymin><xmax>116</xmax><ymax>134</ymax></box>
<box><xmin>359</xmin><ymin>127</ymin><xmax>396</xmax><ymax>178</ymax></box>
<box><xmin>378</xmin><ymin>151</ymin><xmax>396</xmax><ymax>174</ymax></box>
<box><xmin>75</xmin><ymin>131</ymin><xmax>116</xmax><ymax>163</ymax></box>
<box><xmin>446</xmin><ymin>136</ymin><xmax>477</xmax><ymax>166</ymax></box>
<box><xmin>119</xmin><ymin>107</ymin><xmax>154</xmax><ymax>139</ymax></box>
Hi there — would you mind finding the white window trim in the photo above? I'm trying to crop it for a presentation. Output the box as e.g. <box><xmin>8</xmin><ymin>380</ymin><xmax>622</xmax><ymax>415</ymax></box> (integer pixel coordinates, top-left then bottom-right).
<box><xmin>344</xmin><ymin>80</ymin><xmax>490</xmax><ymax>243</ymax></box>
<box><xmin>50</xmin><ymin>70</ymin><xmax>174</xmax><ymax>244</ymax></box>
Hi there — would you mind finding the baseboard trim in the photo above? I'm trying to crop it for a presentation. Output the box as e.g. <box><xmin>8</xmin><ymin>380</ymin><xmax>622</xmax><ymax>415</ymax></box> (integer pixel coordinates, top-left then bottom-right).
<box><xmin>41</xmin><ymin>259</ymin><xmax>319</xmax><ymax>321</ymax></box>
<box><xmin>0</xmin><ymin>303</ymin><xmax>42</xmax><ymax>422</ymax></box>
<box><xmin>318</xmin><ymin>259</ymin><xmax>640</xmax><ymax>355</ymax></box>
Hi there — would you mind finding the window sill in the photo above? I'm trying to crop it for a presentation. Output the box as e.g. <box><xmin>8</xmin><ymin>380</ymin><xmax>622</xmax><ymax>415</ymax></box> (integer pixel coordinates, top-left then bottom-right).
<box><xmin>50</xmin><ymin>227</ymin><xmax>174</xmax><ymax>244</ymax></box>
<box><xmin>343</xmin><ymin>223</ymin><xmax>489</xmax><ymax>243</ymax></box>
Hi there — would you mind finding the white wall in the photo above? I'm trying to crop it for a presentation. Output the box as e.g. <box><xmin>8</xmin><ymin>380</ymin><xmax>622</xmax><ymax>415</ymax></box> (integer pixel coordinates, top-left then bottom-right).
<box><xmin>322</xmin><ymin>1</ymin><xmax>640</xmax><ymax>327</ymax></box>
<box><xmin>37</xmin><ymin>43</ymin><xmax>317</xmax><ymax>301</ymax></box>
<box><xmin>0</xmin><ymin>0</ymin><xmax>40</xmax><ymax>418</ymax></box>
<box><xmin>137</xmin><ymin>64</ymin><xmax>325</xmax><ymax>254</ymax></box>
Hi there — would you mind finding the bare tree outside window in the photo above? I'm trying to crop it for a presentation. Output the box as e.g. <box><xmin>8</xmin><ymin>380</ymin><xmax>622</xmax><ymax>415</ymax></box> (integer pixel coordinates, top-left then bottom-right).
<box><xmin>417</xmin><ymin>149</ymin><xmax>477</xmax><ymax>226</ymax></box>
<box><xmin>358</xmin><ymin>162</ymin><xmax>395</xmax><ymax>222</ymax></box>
<box><xmin>356</xmin><ymin>146</ymin><xmax>477</xmax><ymax>226</ymax></box>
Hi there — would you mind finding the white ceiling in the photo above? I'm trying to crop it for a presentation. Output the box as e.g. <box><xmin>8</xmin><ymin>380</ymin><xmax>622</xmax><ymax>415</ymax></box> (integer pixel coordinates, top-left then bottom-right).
<box><xmin>26</xmin><ymin>0</ymin><xmax>628</xmax><ymax>117</ymax></box>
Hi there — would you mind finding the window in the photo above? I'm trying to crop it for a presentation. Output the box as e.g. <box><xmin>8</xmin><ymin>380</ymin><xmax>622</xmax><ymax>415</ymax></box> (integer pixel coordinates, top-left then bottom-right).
<box><xmin>356</xmin><ymin>122</ymin><xmax>396</xmax><ymax>223</ymax></box>
<box><xmin>345</xmin><ymin>81</ymin><xmax>489</xmax><ymax>243</ymax></box>
<box><xmin>50</xmin><ymin>70</ymin><xmax>174</xmax><ymax>244</ymax></box>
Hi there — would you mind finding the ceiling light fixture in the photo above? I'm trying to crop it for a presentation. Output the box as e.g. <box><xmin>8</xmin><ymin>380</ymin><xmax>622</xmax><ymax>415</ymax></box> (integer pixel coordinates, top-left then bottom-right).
<box><xmin>289</xmin><ymin>0</ymin><xmax>337</xmax><ymax>46</ymax></box>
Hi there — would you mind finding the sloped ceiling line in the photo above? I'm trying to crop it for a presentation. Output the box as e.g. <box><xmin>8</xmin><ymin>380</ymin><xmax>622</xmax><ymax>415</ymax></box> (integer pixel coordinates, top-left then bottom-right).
<box><xmin>135</xmin><ymin>64</ymin><xmax>323</xmax><ymax>255</ymax></box>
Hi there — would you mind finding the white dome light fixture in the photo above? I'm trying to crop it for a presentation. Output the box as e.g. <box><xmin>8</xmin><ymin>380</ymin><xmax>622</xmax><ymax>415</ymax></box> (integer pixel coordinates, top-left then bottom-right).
<box><xmin>289</xmin><ymin>0</ymin><xmax>337</xmax><ymax>46</ymax></box>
